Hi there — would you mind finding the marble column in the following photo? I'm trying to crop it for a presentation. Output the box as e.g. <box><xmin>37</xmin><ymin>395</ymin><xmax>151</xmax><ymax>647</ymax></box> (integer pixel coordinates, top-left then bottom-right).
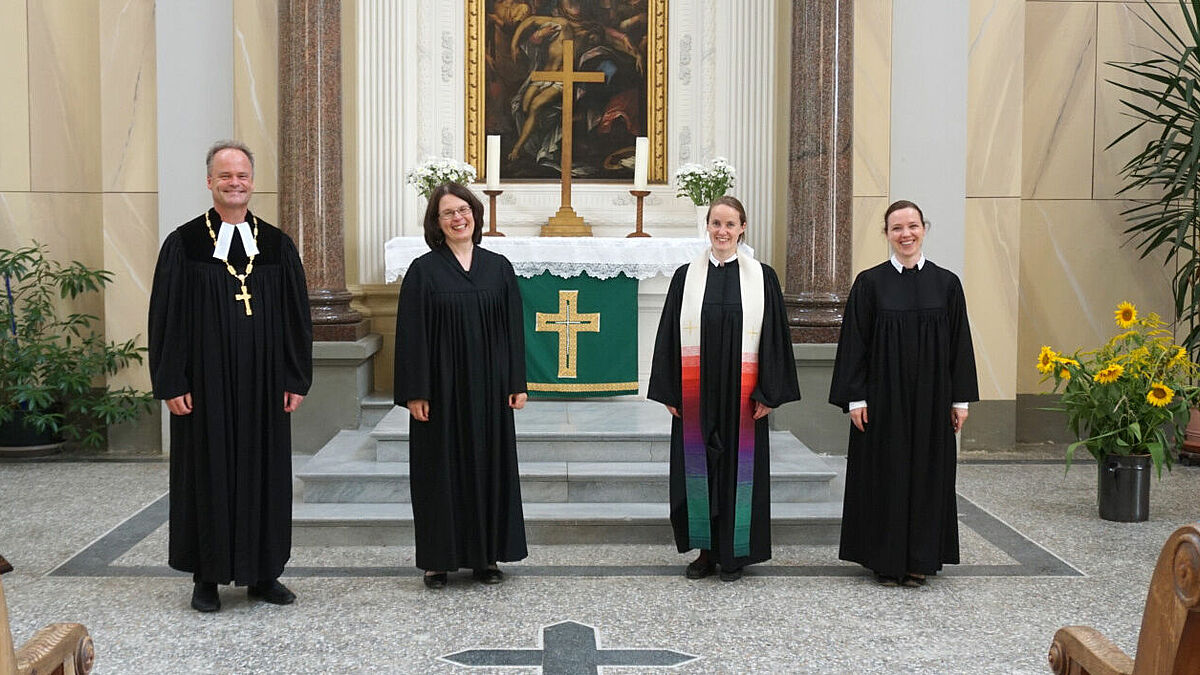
<box><xmin>785</xmin><ymin>0</ymin><xmax>853</xmax><ymax>343</ymax></box>
<box><xmin>279</xmin><ymin>0</ymin><xmax>365</xmax><ymax>341</ymax></box>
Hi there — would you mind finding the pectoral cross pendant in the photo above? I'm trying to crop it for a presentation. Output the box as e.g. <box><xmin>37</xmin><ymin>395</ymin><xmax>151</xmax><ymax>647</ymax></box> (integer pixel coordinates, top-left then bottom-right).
<box><xmin>235</xmin><ymin>284</ymin><xmax>253</xmax><ymax>316</ymax></box>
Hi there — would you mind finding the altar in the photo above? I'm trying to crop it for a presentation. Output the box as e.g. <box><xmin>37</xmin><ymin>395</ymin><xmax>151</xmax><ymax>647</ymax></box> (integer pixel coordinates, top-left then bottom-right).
<box><xmin>385</xmin><ymin>236</ymin><xmax>743</xmax><ymax>397</ymax></box>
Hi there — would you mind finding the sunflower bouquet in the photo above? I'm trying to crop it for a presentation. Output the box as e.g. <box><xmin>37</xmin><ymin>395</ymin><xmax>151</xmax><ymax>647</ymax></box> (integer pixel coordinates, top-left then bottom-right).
<box><xmin>1038</xmin><ymin>301</ymin><xmax>1199</xmax><ymax>476</ymax></box>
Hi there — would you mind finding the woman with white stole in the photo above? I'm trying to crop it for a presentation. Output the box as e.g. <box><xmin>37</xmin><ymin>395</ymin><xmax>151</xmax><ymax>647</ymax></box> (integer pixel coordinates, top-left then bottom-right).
<box><xmin>649</xmin><ymin>196</ymin><xmax>801</xmax><ymax>581</ymax></box>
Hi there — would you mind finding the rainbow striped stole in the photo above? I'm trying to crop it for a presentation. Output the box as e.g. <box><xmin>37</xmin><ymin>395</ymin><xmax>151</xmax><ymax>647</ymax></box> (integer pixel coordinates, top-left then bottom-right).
<box><xmin>678</xmin><ymin>249</ymin><xmax>764</xmax><ymax>556</ymax></box>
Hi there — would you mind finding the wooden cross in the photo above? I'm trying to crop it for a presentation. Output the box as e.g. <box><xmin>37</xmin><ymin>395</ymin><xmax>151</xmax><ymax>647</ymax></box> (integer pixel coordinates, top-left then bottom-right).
<box><xmin>235</xmin><ymin>284</ymin><xmax>253</xmax><ymax>316</ymax></box>
<box><xmin>530</xmin><ymin>39</ymin><xmax>605</xmax><ymax>237</ymax></box>
<box><xmin>535</xmin><ymin>290</ymin><xmax>600</xmax><ymax>377</ymax></box>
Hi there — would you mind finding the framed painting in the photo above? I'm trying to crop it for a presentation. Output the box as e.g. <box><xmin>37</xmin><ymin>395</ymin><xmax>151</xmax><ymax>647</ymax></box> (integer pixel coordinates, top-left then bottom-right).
<box><xmin>465</xmin><ymin>0</ymin><xmax>667</xmax><ymax>184</ymax></box>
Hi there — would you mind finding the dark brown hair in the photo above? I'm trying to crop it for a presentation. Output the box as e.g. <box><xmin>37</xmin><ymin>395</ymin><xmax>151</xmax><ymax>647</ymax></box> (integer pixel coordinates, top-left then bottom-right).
<box><xmin>706</xmin><ymin>195</ymin><xmax>748</xmax><ymax>243</ymax></box>
<box><xmin>422</xmin><ymin>183</ymin><xmax>484</xmax><ymax>249</ymax></box>
<box><xmin>883</xmin><ymin>199</ymin><xmax>925</xmax><ymax>232</ymax></box>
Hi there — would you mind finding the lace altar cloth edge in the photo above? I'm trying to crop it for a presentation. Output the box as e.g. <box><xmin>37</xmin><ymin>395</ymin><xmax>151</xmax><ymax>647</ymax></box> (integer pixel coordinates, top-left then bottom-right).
<box><xmin>384</xmin><ymin>236</ymin><xmax>754</xmax><ymax>281</ymax></box>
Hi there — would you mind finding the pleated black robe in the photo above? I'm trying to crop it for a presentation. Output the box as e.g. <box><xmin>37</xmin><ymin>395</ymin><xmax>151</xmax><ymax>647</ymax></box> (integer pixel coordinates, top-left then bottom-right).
<box><xmin>829</xmin><ymin>260</ymin><xmax>978</xmax><ymax>579</ymax></box>
<box><xmin>148</xmin><ymin>210</ymin><xmax>312</xmax><ymax>586</ymax></box>
<box><xmin>394</xmin><ymin>246</ymin><xmax>528</xmax><ymax>572</ymax></box>
<box><xmin>648</xmin><ymin>260</ymin><xmax>801</xmax><ymax>569</ymax></box>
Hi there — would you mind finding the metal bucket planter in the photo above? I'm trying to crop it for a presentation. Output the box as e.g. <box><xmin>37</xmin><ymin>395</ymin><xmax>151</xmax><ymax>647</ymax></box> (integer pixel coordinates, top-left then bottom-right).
<box><xmin>1097</xmin><ymin>454</ymin><xmax>1151</xmax><ymax>522</ymax></box>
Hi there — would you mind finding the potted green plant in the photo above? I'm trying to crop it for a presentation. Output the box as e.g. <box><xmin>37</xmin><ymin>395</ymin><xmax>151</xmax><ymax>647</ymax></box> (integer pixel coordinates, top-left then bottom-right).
<box><xmin>1037</xmin><ymin>301</ymin><xmax>1198</xmax><ymax>521</ymax></box>
<box><xmin>1106</xmin><ymin>0</ymin><xmax>1200</xmax><ymax>465</ymax></box>
<box><xmin>0</xmin><ymin>242</ymin><xmax>154</xmax><ymax>455</ymax></box>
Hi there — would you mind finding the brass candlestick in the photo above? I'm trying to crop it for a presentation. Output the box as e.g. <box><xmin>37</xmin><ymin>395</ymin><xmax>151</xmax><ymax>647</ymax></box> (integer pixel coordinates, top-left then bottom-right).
<box><xmin>626</xmin><ymin>189</ymin><xmax>651</xmax><ymax>238</ymax></box>
<box><xmin>482</xmin><ymin>189</ymin><xmax>504</xmax><ymax>236</ymax></box>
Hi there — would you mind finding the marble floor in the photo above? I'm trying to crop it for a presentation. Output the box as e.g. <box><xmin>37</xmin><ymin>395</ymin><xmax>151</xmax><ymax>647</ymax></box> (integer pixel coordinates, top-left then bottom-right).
<box><xmin>1</xmin><ymin>456</ymin><xmax>1196</xmax><ymax>673</ymax></box>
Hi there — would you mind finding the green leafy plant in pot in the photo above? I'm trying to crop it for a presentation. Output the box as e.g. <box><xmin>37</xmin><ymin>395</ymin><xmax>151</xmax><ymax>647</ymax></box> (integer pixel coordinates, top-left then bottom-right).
<box><xmin>1037</xmin><ymin>302</ymin><xmax>1199</xmax><ymax>521</ymax></box>
<box><xmin>0</xmin><ymin>242</ymin><xmax>154</xmax><ymax>452</ymax></box>
<box><xmin>1106</xmin><ymin>0</ymin><xmax>1200</xmax><ymax>465</ymax></box>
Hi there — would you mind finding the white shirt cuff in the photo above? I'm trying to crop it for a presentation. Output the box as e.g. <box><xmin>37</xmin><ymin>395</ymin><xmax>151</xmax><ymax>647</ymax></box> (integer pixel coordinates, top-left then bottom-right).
<box><xmin>848</xmin><ymin>400</ymin><xmax>867</xmax><ymax>411</ymax></box>
<box><xmin>952</xmin><ymin>402</ymin><xmax>969</xmax><ymax>410</ymax></box>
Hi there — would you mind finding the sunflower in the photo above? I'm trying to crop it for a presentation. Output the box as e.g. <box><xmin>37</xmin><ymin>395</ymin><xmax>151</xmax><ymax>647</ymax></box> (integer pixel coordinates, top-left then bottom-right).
<box><xmin>1056</xmin><ymin>357</ymin><xmax>1080</xmax><ymax>367</ymax></box>
<box><xmin>1146</xmin><ymin>382</ymin><xmax>1174</xmax><ymax>407</ymax></box>
<box><xmin>1114</xmin><ymin>301</ymin><xmax>1137</xmax><ymax>328</ymax></box>
<box><xmin>1168</xmin><ymin>346</ymin><xmax>1188</xmax><ymax>368</ymax></box>
<box><xmin>1094</xmin><ymin>363</ymin><xmax>1124</xmax><ymax>384</ymax></box>
<box><xmin>1059</xmin><ymin>368</ymin><xmax>1071</xmax><ymax>380</ymax></box>
<box><xmin>1037</xmin><ymin>345</ymin><xmax>1058</xmax><ymax>374</ymax></box>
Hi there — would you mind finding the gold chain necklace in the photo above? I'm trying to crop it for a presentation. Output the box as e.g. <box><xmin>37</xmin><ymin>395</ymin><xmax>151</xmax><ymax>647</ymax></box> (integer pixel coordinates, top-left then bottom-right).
<box><xmin>203</xmin><ymin>211</ymin><xmax>258</xmax><ymax>316</ymax></box>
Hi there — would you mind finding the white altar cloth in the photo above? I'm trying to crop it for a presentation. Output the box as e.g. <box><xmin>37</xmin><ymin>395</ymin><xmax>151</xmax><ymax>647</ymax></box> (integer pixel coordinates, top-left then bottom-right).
<box><xmin>384</xmin><ymin>236</ymin><xmax>752</xmax><ymax>282</ymax></box>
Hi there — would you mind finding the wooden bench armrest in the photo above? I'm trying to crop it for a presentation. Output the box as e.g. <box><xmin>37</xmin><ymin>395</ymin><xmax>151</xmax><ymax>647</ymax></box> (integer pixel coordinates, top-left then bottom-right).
<box><xmin>14</xmin><ymin>622</ymin><xmax>94</xmax><ymax>675</ymax></box>
<box><xmin>1048</xmin><ymin>625</ymin><xmax>1134</xmax><ymax>675</ymax></box>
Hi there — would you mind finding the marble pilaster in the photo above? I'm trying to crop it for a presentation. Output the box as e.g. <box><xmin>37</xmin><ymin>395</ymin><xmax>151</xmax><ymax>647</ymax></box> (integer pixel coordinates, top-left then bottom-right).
<box><xmin>852</xmin><ymin>0</ymin><xmax>889</xmax><ymax>198</ymax></box>
<box><xmin>99</xmin><ymin>0</ymin><xmax>157</xmax><ymax>192</ymax></box>
<box><xmin>234</xmin><ymin>0</ymin><xmax>279</xmax><ymax>193</ymax></box>
<box><xmin>278</xmin><ymin>0</ymin><xmax>364</xmax><ymax>340</ymax></box>
<box><xmin>0</xmin><ymin>0</ymin><xmax>30</xmax><ymax>191</ymax></box>
<box><xmin>28</xmin><ymin>1</ymin><xmax>102</xmax><ymax>192</ymax></box>
<box><xmin>784</xmin><ymin>0</ymin><xmax>854</xmax><ymax>343</ymax></box>
<box><xmin>1022</xmin><ymin>2</ymin><xmax>1095</xmax><ymax>199</ymax></box>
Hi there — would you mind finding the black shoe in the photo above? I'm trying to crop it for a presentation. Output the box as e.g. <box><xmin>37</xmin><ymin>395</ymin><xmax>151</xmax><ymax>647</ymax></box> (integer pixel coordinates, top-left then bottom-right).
<box><xmin>719</xmin><ymin>566</ymin><xmax>743</xmax><ymax>582</ymax></box>
<box><xmin>902</xmin><ymin>574</ymin><xmax>926</xmax><ymax>588</ymax></box>
<box><xmin>191</xmin><ymin>582</ymin><xmax>220</xmax><ymax>612</ymax></box>
<box><xmin>875</xmin><ymin>573</ymin><xmax>900</xmax><ymax>587</ymax></box>
<box><xmin>685</xmin><ymin>556</ymin><xmax>716</xmax><ymax>580</ymax></box>
<box><xmin>423</xmin><ymin>572</ymin><xmax>448</xmax><ymax>589</ymax></box>
<box><xmin>247</xmin><ymin>579</ymin><xmax>296</xmax><ymax>605</ymax></box>
<box><xmin>472</xmin><ymin>567</ymin><xmax>504</xmax><ymax>585</ymax></box>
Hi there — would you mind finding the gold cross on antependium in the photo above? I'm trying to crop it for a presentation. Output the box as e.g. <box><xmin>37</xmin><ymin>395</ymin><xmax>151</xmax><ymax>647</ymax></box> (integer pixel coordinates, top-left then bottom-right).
<box><xmin>535</xmin><ymin>289</ymin><xmax>600</xmax><ymax>378</ymax></box>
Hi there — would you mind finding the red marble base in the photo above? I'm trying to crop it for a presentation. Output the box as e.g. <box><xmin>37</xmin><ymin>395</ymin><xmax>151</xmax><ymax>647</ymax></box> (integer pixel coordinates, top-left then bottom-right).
<box><xmin>312</xmin><ymin>320</ymin><xmax>369</xmax><ymax>342</ymax></box>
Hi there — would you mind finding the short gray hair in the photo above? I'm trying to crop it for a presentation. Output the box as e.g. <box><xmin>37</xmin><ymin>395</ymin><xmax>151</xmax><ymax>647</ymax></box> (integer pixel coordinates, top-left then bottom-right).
<box><xmin>205</xmin><ymin>140</ymin><xmax>255</xmax><ymax>176</ymax></box>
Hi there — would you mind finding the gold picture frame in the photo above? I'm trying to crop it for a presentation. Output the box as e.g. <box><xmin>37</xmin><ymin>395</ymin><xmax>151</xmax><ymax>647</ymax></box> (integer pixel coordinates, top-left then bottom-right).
<box><xmin>465</xmin><ymin>0</ymin><xmax>668</xmax><ymax>184</ymax></box>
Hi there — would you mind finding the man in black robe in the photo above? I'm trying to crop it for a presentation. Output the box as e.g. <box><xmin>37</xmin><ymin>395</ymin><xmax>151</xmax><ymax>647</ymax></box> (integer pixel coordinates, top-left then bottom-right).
<box><xmin>148</xmin><ymin>141</ymin><xmax>312</xmax><ymax>612</ymax></box>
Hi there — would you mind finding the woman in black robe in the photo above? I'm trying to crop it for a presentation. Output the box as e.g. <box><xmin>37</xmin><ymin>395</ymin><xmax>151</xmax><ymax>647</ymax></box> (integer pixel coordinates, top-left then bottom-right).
<box><xmin>394</xmin><ymin>182</ymin><xmax>528</xmax><ymax>588</ymax></box>
<box><xmin>829</xmin><ymin>199</ymin><xmax>978</xmax><ymax>587</ymax></box>
<box><xmin>649</xmin><ymin>196</ymin><xmax>800</xmax><ymax>581</ymax></box>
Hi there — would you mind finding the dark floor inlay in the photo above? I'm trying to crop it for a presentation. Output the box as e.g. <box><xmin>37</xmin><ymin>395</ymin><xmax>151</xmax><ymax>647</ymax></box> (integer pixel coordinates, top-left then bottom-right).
<box><xmin>49</xmin><ymin>492</ymin><xmax>1083</xmax><ymax>578</ymax></box>
<box><xmin>441</xmin><ymin>620</ymin><xmax>697</xmax><ymax>674</ymax></box>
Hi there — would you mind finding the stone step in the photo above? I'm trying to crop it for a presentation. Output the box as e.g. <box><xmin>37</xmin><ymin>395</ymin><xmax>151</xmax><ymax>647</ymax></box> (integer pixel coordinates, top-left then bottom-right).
<box><xmin>291</xmin><ymin>501</ymin><xmax>843</xmax><ymax>546</ymax></box>
<box><xmin>371</xmin><ymin>401</ymin><xmax>673</xmax><ymax>462</ymax></box>
<box><xmin>298</xmin><ymin>457</ymin><xmax>835</xmax><ymax>504</ymax></box>
<box><xmin>301</xmin><ymin>424</ymin><xmax>836</xmax><ymax>505</ymax></box>
<box><xmin>360</xmin><ymin>393</ymin><xmax>395</xmax><ymax>429</ymax></box>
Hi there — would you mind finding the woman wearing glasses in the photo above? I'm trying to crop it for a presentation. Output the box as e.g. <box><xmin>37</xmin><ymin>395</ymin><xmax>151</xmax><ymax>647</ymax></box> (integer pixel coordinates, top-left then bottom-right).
<box><xmin>394</xmin><ymin>182</ymin><xmax>528</xmax><ymax>589</ymax></box>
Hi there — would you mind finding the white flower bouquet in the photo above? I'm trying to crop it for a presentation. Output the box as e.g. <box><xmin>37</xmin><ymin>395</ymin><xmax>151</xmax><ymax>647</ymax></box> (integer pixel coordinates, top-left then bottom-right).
<box><xmin>406</xmin><ymin>157</ymin><xmax>478</xmax><ymax>198</ymax></box>
<box><xmin>674</xmin><ymin>157</ymin><xmax>736</xmax><ymax>206</ymax></box>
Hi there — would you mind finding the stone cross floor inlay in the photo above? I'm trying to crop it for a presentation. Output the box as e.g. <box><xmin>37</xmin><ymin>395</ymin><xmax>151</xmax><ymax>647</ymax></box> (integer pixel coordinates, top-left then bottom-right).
<box><xmin>47</xmin><ymin>492</ymin><xmax>1081</xmax><ymax>578</ymax></box>
<box><xmin>441</xmin><ymin>620</ymin><xmax>697</xmax><ymax>674</ymax></box>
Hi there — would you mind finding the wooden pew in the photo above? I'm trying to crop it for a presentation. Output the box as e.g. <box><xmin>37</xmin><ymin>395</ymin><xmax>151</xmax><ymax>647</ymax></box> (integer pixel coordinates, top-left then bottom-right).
<box><xmin>0</xmin><ymin>554</ymin><xmax>94</xmax><ymax>675</ymax></box>
<box><xmin>1048</xmin><ymin>522</ymin><xmax>1200</xmax><ymax>674</ymax></box>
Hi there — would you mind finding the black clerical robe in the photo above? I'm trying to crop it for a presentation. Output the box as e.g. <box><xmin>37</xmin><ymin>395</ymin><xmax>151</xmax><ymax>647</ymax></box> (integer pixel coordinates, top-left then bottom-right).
<box><xmin>829</xmin><ymin>260</ymin><xmax>978</xmax><ymax>579</ymax></box>
<box><xmin>648</xmin><ymin>259</ymin><xmax>800</xmax><ymax>569</ymax></box>
<box><xmin>148</xmin><ymin>209</ymin><xmax>312</xmax><ymax>586</ymax></box>
<box><xmin>394</xmin><ymin>246</ymin><xmax>528</xmax><ymax>571</ymax></box>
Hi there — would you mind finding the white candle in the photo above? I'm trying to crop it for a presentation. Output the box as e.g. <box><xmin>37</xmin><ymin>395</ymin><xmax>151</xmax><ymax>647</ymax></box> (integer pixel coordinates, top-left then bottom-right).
<box><xmin>487</xmin><ymin>135</ymin><xmax>501</xmax><ymax>190</ymax></box>
<box><xmin>633</xmin><ymin>137</ymin><xmax>648</xmax><ymax>189</ymax></box>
